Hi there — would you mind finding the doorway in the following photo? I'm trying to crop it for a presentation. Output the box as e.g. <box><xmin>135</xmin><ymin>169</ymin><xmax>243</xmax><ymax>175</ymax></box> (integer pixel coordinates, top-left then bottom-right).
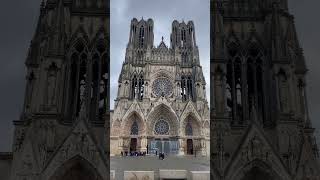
<box><xmin>130</xmin><ymin>138</ymin><xmax>137</xmax><ymax>152</ymax></box>
<box><xmin>187</xmin><ymin>139</ymin><xmax>193</xmax><ymax>155</ymax></box>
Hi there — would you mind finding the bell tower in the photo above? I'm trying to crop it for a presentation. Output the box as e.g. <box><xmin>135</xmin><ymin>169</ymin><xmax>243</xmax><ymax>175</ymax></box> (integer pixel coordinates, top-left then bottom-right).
<box><xmin>128</xmin><ymin>18</ymin><xmax>154</xmax><ymax>49</ymax></box>
<box><xmin>170</xmin><ymin>20</ymin><xmax>197</xmax><ymax>49</ymax></box>
<box><xmin>125</xmin><ymin>18</ymin><xmax>154</xmax><ymax>66</ymax></box>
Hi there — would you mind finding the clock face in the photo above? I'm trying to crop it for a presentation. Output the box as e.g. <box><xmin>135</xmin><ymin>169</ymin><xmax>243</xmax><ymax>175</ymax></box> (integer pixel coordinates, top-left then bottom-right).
<box><xmin>152</xmin><ymin>78</ymin><xmax>173</xmax><ymax>97</ymax></box>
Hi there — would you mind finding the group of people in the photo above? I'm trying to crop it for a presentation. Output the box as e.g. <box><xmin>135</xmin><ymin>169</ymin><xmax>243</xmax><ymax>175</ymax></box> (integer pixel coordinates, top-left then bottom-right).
<box><xmin>120</xmin><ymin>150</ymin><xmax>166</xmax><ymax>160</ymax></box>
<box><xmin>156</xmin><ymin>151</ymin><xmax>165</xmax><ymax>160</ymax></box>
<box><xmin>159</xmin><ymin>152</ymin><xmax>165</xmax><ymax>160</ymax></box>
<box><xmin>121</xmin><ymin>151</ymin><xmax>147</xmax><ymax>157</ymax></box>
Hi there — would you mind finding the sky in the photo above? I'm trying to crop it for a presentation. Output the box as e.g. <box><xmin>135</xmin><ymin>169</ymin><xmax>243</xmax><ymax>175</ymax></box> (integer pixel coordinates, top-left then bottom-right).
<box><xmin>110</xmin><ymin>0</ymin><xmax>210</xmax><ymax>109</ymax></box>
<box><xmin>0</xmin><ymin>0</ymin><xmax>319</xmax><ymax>151</ymax></box>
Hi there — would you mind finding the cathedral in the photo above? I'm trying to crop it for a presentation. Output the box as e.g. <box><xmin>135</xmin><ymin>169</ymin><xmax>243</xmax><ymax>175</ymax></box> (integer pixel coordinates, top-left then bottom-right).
<box><xmin>110</xmin><ymin>18</ymin><xmax>210</xmax><ymax>156</ymax></box>
<box><xmin>1</xmin><ymin>0</ymin><xmax>320</xmax><ymax>179</ymax></box>
<box><xmin>0</xmin><ymin>0</ymin><xmax>110</xmax><ymax>180</ymax></box>
<box><xmin>211</xmin><ymin>0</ymin><xmax>320</xmax><ymax>179</ymax></box>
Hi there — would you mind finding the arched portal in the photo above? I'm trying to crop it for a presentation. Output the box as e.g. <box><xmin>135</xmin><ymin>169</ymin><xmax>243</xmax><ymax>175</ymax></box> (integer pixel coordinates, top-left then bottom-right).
<box><xmin>147</xmin><ymin>104</ymin><xmax>180</xmax><ymax>155</ymax></box>
<box><xmin>49</xmin><ymin>155</ymin><xmax>103</xmax><ymax>180</ymax></box>
<box><xmin>181</xmin><ymin>114</ymin><xmax>202</xmax><ymax>155</ymax></box>
<box><xmin>230</xmin><ymin>160</ymin><xmax>283</xmax><ymax>180</ymax></box>
<box><xmin>121</xmin><ymin>112</ymin><xmax>146</xmax><ymax>153</ymax></box>
<box><xmin>240</xmin><ymin>167</ymin><xmax>274</xmax><ymax>180</ymax></box>
<box><xmin>122</xmin><ymin>112</ymin><xmax>146</xmax><ymax>136</ymax></box>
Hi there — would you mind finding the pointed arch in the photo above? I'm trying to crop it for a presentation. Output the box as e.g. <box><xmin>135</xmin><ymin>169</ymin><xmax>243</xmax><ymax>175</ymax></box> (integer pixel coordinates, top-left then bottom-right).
<box><xmin>147</xmin><ymin>103</ymin><xmax>179</xmax><ymax>136</ymax></box>
<box><xmin>230</xmin><ymin>160</ymin><xmax>284</xmax><ymax>180</ymax></box>
<box><xmin>90</xmin><ymin>37</ymin><xmax>108</xmax><ymax>122</ymax></box>
<box><xmin>180</xmin><ymin>102</ymin><xmax>202</xmax><ymax>127</ymax></box>
<box><xmin>68</xmin><ymin>26</ymin><xmax>90</xmax><ymax>50</ymax></box>
<box><xmin>64</xmin><ymin>38</ymin><xmax>89</xmax><ymax>122</ymax></box>
<box><xmin>121</xmin><ymin>111</ymin><xmax>146</xmax><ymax>136</ymax></box>
<box><xmin>121</xmin><ymin>102</ymin><xmax>145</xmax><ymax>122</ymax></box>
<box><xmin>48</xmin><ymin>155</ymin><xmax>103</xmax><ymax>180</ymax></box>
<box><xmin>181</xmin><ymin>112</ymin><xmax>202</xmax><ymax>137</ymax></box>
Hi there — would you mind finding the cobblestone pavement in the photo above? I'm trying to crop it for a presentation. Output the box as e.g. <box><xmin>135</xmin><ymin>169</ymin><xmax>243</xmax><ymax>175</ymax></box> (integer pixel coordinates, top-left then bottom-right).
<box><xmin>110</xmin><ymin>155</ymin><xmax>210</xmax><ymax>180</ymax></box>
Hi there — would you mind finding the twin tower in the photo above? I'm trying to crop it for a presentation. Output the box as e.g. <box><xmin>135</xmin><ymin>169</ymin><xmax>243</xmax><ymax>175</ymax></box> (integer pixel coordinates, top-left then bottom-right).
<box><xmin>128</xmin><ymin>18</ymin><xmax>197</xmax><ymax>49</ymax></box>
<box><xmin>124</xmin><ymin>18</ymin><xmax>200</xmax><ymax>67</ymax></box>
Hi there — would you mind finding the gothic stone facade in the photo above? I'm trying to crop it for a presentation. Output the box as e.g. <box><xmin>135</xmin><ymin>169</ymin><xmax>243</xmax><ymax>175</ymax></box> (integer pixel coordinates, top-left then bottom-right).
<box><xmin>110</xmin><ymin>18</ymin><xmax>210</xmax><ymax>156</ymax></box>
<box><xmin>211</xmin><ymin>0</ymin><xmax>320</xmax><ymax>179</ymax></box>
<box><xmin>0</xmin><ymin>0</ymin><xmax>110</xmax><ymax>180</ymax></box>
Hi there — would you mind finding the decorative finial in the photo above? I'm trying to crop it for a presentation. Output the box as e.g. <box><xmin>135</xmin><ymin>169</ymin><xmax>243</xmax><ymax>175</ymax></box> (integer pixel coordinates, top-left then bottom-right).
<box><xmin>161</xmin><ymin>36</ymin><xmax>164</xmax><ymax>42</ymax></box>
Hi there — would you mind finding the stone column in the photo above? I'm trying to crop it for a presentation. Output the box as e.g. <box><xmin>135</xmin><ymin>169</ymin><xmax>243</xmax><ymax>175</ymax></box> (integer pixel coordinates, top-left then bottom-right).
<box><xmin>200</xmin><ymin>139</ymin><xmax>206</xmax><ymax>156</ymax></box>
<box><xmin>178</xmin><ymin>138</ymin><xmax>185</xmax><ymax>156</ymax></box>
<box><xmin>118</xmin><ymin>138</ymin><xmax>124</xmax><ymax>154</ymax></box>
<box><xmin>140</xmin><ymin>136</ymin><xmax>147</xmax><ymax>152</ymax></box>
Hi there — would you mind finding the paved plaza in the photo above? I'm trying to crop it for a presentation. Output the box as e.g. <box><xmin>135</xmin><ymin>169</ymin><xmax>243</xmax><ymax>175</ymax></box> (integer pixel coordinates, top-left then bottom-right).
<box><xmin>110</xmin><ymin>155</ymin><xmax>210</xmax><ymax>180</ymax></box>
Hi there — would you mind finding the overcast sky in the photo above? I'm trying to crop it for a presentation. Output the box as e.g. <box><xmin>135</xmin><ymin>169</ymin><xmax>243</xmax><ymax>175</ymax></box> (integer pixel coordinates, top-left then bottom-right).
<box><xmin>0</xmin><ymin>0</ymin><xmax>319</xmax><ymax>152</ymax></box>
<box><xmin>110</xmin><ymin>0</ymin><xmax>210</xmax><ymax>109</ymax></box>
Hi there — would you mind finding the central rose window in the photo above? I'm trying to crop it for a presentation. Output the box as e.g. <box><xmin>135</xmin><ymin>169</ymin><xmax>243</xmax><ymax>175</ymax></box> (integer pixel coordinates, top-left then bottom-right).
<box><xmin>154</xmin><ymin>119</ymin><xmax>170</xmax><ymax>135</ymax></box>
<box><xmin>152</xmin><ymin>78</ymin><xmax>173</xmax><ymax>97</ymax></box>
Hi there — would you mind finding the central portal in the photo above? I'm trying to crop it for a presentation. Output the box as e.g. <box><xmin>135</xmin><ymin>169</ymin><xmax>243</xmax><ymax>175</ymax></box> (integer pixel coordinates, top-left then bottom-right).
<box><xmin>149</xmin><ymin>139</ymin><xmax>179</xmax><ymax>155</ymax></box>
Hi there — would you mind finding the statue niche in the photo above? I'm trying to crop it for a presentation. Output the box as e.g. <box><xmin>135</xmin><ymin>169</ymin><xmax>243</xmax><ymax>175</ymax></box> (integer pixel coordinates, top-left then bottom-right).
<box><xmin>46</xmin><ymin>63</ymin><xmax>58</xmax><ymax>106</ymax></box>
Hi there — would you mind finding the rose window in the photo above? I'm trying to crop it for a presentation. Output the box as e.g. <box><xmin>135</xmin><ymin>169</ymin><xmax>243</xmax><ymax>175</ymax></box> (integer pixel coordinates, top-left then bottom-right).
<box><xmin>154</xmin><ymin>119</ymin><xmax>170</xmax><ymax>135</ymax></box>
<box><xmin>152</xmin><ymin>78</ymin><xmax>173</xmax><ymax>97</ymax></box>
